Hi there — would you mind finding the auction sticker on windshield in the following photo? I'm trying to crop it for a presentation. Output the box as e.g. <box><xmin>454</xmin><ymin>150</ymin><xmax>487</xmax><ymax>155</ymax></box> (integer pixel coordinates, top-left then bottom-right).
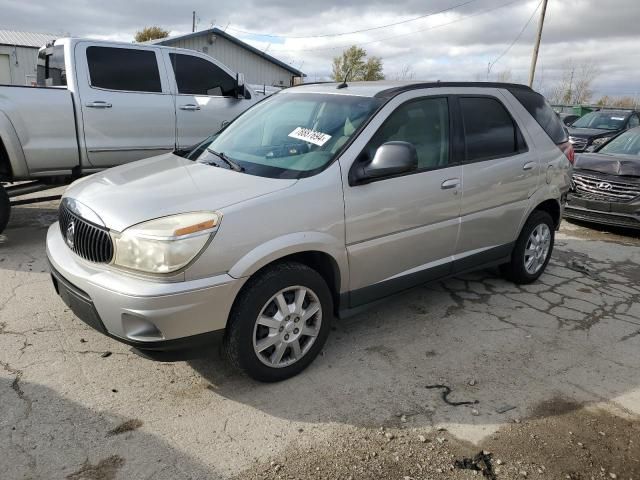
<box><xmin>288</xmin><ymin>127</ymin><xmax>332</xmax><ymax>147</ymax></box>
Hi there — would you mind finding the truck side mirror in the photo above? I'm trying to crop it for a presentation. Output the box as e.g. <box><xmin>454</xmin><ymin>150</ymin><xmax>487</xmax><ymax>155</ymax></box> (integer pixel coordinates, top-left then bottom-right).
<box><xmin>235</xmin><ymin>73</ymin><xmax>248</xmax><ymax>99</ymax></box>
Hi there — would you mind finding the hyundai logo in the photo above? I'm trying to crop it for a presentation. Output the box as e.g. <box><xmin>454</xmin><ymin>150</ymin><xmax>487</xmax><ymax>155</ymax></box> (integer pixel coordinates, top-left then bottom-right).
<box><xmin>65</xmin><ymin>220</ymin><xmax>75</xmax><ymax>249</ymax></box>
<box><xmin>597</xmin><ymin>182</ymin><xmax>613</xmax><ymax>191</ymax></box>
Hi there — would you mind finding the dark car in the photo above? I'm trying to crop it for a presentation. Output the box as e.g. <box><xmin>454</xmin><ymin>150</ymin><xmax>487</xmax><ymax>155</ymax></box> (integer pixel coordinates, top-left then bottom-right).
<box><xmin>567</xmin><ymin>110</ymin><xmax>640</xmax><ymax>152</ymax></box>
<box><xmin>564</xmin><ymin>127</ymin><xmax>640</xmax><ymax>229</ymax></box>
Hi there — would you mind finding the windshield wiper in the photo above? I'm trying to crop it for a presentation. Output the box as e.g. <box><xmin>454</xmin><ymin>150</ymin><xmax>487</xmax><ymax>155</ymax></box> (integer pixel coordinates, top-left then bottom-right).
<box><xmin>206</xmin><ymin>148</ymin><xmax>243</xmax><ymax>172</ymax></box>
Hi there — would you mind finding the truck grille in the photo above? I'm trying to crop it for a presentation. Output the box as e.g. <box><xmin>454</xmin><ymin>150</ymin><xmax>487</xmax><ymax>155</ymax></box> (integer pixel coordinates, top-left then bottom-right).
<box><xmin>59</xmin><ymin>203</ymin><xmax>114</xmax><ymax>263</ymax></box>
<box><xmin>572</xmin><ymin>173</ymin><xmax>640</xmax><ymax>203</ymax></box>
<box><xmin>569</xmin><ymin>136</ymin><xmax>588</xmax><ymax>152</ymax></box>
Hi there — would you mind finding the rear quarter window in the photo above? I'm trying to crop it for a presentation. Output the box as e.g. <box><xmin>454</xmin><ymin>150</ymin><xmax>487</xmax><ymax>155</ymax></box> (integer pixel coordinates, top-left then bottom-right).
<box><xmin>509</xmin><ymin>88</ymin><xmax>568</xmax><ymax>144</ymax></box>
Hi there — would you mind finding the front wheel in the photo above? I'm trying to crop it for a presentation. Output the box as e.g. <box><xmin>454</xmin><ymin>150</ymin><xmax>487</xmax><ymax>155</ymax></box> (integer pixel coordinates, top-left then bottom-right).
<box><xmin>224</xmin><ymin>262</ymin><xmax>333</xmax><ymax>382</ymax></box>
<box><xmin>500</xmin><ymin>210</ymin><xmax>554</xmax><ymax>284</ymax></box>
<box><xmin>0</xmin><ymin>185</ymin><xmax>10</xmax><ymax>234</ymax></box>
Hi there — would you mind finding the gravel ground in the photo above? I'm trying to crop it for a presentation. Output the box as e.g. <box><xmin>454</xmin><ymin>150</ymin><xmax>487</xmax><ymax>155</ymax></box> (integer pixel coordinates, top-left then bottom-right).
<box><xmin>1</xmin><ymin>195</ymin><xmax>639</xmax><ymax>479</ymax></box>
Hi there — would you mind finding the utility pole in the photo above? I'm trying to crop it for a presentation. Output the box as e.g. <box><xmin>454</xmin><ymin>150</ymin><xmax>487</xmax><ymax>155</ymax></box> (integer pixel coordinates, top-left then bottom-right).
<box><xmin>528</xmin><ymin>0</ymin><xmax>549</xmax><ymax>87</ymax></box>
<box><xmin>192</xmin><ymin>11</ymin><xmax>196</xmax><ymax>33</ymax></box>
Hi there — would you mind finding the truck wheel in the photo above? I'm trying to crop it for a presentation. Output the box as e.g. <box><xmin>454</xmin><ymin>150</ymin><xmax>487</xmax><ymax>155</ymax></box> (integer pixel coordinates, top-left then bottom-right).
<box><xmin>224</xmin><ymin>262</ymin><xmax>333</xmax><ymax>382</ymax></box>
<box><xmin>500</xmin><ymin>210</ymin><xmax>554</xmax><ymax>285</ymax></box>
<box><xmin>0</xmin><ymin>185</ymin><xmax>10</xmax><ymax>234</ymax></box>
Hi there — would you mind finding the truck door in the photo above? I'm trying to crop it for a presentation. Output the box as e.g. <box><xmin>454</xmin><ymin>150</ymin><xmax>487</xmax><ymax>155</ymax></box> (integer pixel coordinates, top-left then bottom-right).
<box><xmin>165</xmin><ymin>51</ymin><xmax>252</xmax><ymax>149</ymax></box>
<box><xmin>75</xmin><ymin>43</ymin><xmax>175</xmax><ymax>167</ymax></box>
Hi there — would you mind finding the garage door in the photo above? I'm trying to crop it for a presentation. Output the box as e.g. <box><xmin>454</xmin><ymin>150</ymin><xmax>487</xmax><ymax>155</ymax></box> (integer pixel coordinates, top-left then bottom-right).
<box><xmin>0</xmin><ymin>54</ymin><xmax>11</xmax><ymax>84</ymax></box>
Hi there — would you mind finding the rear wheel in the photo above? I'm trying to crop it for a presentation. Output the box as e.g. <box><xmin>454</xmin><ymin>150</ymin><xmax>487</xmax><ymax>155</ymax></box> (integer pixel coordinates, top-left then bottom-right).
<box><xmin>0</xmin><ymin>185</ymin><xmax>10</xmax><ymax>234</ymax></box>
<box><xmin>224</xmin><ymin>262</ymin><xmax>332</xmax><ymax>382</ymax></box>
<box><xmin>500</xmin><ymin>210</ymin><xmax>554</xmax><ymax>284</ymax></box>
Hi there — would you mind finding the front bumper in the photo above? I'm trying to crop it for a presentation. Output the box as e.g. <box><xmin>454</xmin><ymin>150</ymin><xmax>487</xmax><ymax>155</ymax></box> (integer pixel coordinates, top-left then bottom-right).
<box><xmin>46</xmin><ymin>223</ymin><xmax>245</xmax><ymax>356</ymax></box>
<box><xmin>564</xmin><ymin>194</ymin><xmax>640</xmax><ymax>229</ymax></box>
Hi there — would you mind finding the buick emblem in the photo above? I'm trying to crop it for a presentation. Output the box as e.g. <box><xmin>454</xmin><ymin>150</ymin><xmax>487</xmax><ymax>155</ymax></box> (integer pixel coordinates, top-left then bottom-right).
<box><xmin>597</xmin><ymin>182</ymin><xmax>613</xmax><ymax>191</ymax></box>
<box><xmin>65</xmin><ymin>220</ymin><xmax>75</xmax><ymax>249</ymax></box>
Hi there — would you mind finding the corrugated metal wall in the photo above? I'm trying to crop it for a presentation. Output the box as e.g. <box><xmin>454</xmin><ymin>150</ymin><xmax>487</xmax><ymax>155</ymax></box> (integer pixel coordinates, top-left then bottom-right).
<box><xmin>0</xmin><ymin>45</ymin><xmax>39</xmax><ymax>85</ymax></box>
<box><xmin>165</xmin><ymin>35</ymin><xmax>294</xmax><ymax>87</ymax></box>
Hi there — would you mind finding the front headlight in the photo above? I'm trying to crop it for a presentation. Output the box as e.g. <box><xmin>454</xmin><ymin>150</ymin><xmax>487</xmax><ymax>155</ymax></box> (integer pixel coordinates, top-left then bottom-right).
<box><xmin>112</xmin><ymin>212</ymin><xmax>221</xmax><ymax>274</ymax></box>
<box><xmin>591</xmin><ymin>136</ymin><xmax>612</xmax><ymax>147</ymax></box>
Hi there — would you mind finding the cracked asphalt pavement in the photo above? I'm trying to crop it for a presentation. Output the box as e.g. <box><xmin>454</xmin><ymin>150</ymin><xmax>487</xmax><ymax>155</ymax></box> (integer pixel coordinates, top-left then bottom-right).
<box><xmin>1</xmin><ymin>196</ymin><xmax>640</xmax><ymax>479</ymax></box>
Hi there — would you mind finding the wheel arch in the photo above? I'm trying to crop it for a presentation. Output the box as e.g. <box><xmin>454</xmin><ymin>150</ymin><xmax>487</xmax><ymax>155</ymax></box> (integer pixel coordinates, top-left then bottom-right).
<box><xmin>533</xmin><ymin>198</ymin><xmax>561</xmax><ymax>229</ymax></box>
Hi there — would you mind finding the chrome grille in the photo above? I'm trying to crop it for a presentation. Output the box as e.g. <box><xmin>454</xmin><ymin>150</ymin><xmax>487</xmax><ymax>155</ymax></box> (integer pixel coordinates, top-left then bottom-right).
<box><xmin>59</xmin><ymin>202</ymin><xmax>113</xmax><ymax>263</ymax></box>
<box><xmin>569</xmin><ymin>136</ymin><xmax>588</xmax><ymax>151</ymax></box>
<box><xmin>572</xmin><ymin>173</ymin><xmax>640</xmax><ymax>202</ymax></box>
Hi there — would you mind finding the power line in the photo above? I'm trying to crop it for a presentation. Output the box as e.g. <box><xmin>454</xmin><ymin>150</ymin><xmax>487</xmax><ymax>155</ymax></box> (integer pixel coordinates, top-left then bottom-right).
<box><xmin>226</xmin><ymin>0</ymin><xmax>480</xmax><ymax>39</ymax></box>
<box><xmin>264</xmin><ymin>0</ymin><xmax>524</xmax><ymax>54</ymax></box>
<box><xmin>488</xmin><ymin>0</ymin><xmax>542</xmax><ymax>73</ymax></box>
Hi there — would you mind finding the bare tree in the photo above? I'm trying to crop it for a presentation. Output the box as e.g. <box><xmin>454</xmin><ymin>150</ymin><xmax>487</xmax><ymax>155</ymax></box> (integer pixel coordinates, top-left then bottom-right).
<box><xmin>494</xmin><ymin>69</ymin><xmax>513</xmax><ymax>83</ymax></box>
<box><xmin>393</xmin><ymin>64</ymin><xmax>415</xmax><ymax>81</ymax></box>
<box><xmin>595</xmin><ymin>95</ymin><xmax>638</xmax><ymax>108</ymax></box>
<box><xmin>545</xmin><ymin>61</ymin><xmax>600</xmax><ymax>105</ymax></box>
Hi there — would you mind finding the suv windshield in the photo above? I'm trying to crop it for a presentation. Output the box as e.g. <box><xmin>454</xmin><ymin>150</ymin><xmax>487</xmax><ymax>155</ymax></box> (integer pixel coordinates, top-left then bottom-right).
<box><xmin>190</xmin><ymin>92</ymin><xmax>383</xmax><ymax>179</ymax></box>
<box><xmin>571</xmin><ymin>112</ymin><xmax>628</xmax><ymax>130</ymax></box>
<box><xmin>599</xmin><ymin>129</ymin><xmax>640</xmax><ymax>157</ymax></box>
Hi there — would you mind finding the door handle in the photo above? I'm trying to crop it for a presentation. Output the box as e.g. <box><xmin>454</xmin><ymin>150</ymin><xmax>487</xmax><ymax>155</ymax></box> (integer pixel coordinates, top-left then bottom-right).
<box><xmin>85</xmin><ymin>101</ymin><xmax>112</xmax><ymax>108</ymax></box>
<box><xmin>522</xmin><ymin>161</ymin><xmax>537</xmax><ymax>171</ymax></box>
<box><xmin>180</xmin><ymin>104</ymin><xmax>201</xmax><ymax>111</ymax></box>
<box><xmin>441</xmin><ymin>178</ymin><xmax>460</xmax><ymax>190</ymax></box>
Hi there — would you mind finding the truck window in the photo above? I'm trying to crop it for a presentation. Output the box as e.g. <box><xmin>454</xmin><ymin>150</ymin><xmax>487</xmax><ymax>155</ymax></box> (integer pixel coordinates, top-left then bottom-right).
<box><xmin>37</xmin><ymin>45</ymin><xmax>67</xmax><ymax>87</ymax></box>
<box><xmin>169</xmin><ymin>53</ymin><xmax>235</xmax><ymax>97</ymax></box>
<box><xmin>86</xmin><ymin>46</ymin><xmax>162</xmax><ymax>93</ymax></box>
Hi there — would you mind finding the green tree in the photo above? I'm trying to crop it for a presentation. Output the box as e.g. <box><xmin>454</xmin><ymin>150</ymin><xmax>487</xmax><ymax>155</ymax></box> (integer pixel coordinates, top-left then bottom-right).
<box><xmin>134</xmin><ymin>26</ymin><xmax>169</xmax><ymax>43</ymax></box>
<box><xmin>331</xmin><ymin>46</ymin><xmax>384</xmax><ymax>82</ymax></box>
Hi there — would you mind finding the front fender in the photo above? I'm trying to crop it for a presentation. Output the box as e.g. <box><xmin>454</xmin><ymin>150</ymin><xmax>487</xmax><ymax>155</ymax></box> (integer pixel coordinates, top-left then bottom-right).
<box><xmin>227</xmin><ymin>231</ymin><xmax>348</xmax><ymax>291</ymax></box>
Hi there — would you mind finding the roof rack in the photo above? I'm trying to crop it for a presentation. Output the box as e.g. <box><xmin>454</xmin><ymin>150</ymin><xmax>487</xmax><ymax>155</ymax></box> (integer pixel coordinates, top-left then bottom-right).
<box><xmin>374</xmin><ymin>81</ymin><xmax>533</xmax><ymax>99</ymax></box>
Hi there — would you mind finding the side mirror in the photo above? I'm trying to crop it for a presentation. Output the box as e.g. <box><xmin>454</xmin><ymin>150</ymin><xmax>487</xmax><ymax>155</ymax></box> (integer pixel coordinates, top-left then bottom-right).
<box><xmin>235</xmin><ymin>73</ymin><xmax>248</xmax><ymax>99</ymax></box>
<box><xmin>351</xmin><ymin>141</ymin><xmax>418</xmax><ymax>185</ymax></box>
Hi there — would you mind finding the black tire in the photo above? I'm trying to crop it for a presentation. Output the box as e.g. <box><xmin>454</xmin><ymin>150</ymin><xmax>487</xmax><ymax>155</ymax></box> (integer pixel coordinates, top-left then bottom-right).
<box><xmin>0</xmin><ymin>185</ymin><xmax>10</xmax><ymax>234</ymax></box>
<box><xmin>224</xmin><ymin>262</ymin><xmax>333</xmax><ymax>382</ymax></box>
<box><xmin>500</xmin><ymin>210</ymin><xmax>555</xmax><ymax>285</ymax></box>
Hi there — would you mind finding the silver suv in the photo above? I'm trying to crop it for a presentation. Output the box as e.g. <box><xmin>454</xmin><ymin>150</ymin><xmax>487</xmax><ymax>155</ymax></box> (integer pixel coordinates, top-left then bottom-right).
<box><xmin>47</xmin><ymin>81</ymin><xmax>573</xmax><ymax>381</ymax></box>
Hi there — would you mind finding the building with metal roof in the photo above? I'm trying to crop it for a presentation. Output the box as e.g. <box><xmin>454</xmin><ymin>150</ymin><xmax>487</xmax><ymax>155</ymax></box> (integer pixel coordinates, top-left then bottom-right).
<box><xmin>0</xmin><ymin>30</ymin><xmax>56</xmax><ymax>85</ymax></box>
<box><xmin>151</xmin><ymin>28</ymin><xmax>305</xmax><ymax>88</ymax></box>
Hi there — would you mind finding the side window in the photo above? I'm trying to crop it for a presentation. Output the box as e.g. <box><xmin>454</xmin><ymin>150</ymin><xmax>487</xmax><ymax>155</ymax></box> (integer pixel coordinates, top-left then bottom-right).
<box><xmin>628</xmin><ymin>115</ymin><xmax>639</xmax><ymax>128</ymax></box>
<box><xmin>86</xmin><ymin>46</ymin><xmax>162</xmax><ymax>93</ymax></box>
<box><xmin>365</xmin><ymin>97</ymin><xmax>450</xmax><ymax>170</ymax></box>
<box><xmin>460</xmin><ymin>97</ymin><xmax>526</xmax><ymax>162</ymax></box>
<box><xmin>508</xmin><ymin>88</ymin><xmax>567</xmax><ymax>144</ymax></box>
<box><xmin>170</xmin><ymin>53</ymin><xmax>236</xmax><ymax>97</ymax></box>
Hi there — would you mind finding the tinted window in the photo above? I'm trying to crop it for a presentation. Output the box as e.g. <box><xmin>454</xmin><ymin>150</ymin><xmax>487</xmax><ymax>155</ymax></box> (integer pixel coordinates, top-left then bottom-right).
<box><xmin>366</xmin><ymin>97</ymin><xmax>450</xmax><ymax>170</ymax></box>
<box><xmin>170</xmin><ymin>53</ymin><xmax>236</xmax><ymax>96</ymax></box>
<box><xmin>628</xmin><ymin>115</ymin><xmax>639</xmax><ymax>128</ymax></box>
<box><xmin>460</xmin><ymin>97</ymin><xmax>525</xmax><ymax>162</ymax></box>
<box><xmin>87</xmin><ymin>46</ymin><xmax>161</xmax><ymax>93</ymax></box>
<box><xmin>509</xmin><ymin>88</ymin><xmax>567</xmax><ymax>144</ymax></box>
<box><xmin>37</xmin><ymin>45</ymin><xmax>67</xmax><ymax>87</ymax></box>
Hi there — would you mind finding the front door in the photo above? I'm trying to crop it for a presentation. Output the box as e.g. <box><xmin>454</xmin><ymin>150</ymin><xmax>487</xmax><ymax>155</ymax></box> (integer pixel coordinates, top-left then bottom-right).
<box><xmin>341</xmin><ymin>93</ymin><xmax>462</xmax><ymax>307</ymax></box>
<box><xmin>166</xmin><ymin>52</ymin><xmax>251</xmax><ymax>149</ymax></box>
<box><xmin>453</xmin><ymin>92</ymin><xmax>540</xmax><ymax>269</ymax></box>
<box><xmin>75</xmin><ymin>43</ymin><xmax>175</xmax><ymax>167</ymax></box>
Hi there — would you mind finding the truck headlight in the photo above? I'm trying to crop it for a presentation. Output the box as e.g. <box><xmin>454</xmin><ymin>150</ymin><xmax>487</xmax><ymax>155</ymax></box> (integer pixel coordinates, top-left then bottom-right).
<box><xmin>112</xmin><ymin>212</ymin><xmax>221</xmax><ymax>274</ymax></box>
<box><xmin>591</xmin><ymin>136</ymin><xmax>612</xmax><ymax>147</ymax></box>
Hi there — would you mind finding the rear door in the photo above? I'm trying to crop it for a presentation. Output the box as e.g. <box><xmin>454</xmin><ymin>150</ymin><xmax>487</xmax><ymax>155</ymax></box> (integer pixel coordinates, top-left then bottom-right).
<box><xmin>340</xmin><ymin>91</ymin><xmax>462</xmax><ymax>306</ymax></box>
<box><xmin>165</xmin><ymin>51</ymin><xmax>251</xmax><ymax>149</ymax></box>
<box><xmin>75</xmin><ymin>43</ymin><xmax>175</xmax><ymax>167</ymax></box>
<box><xmin>453</xmin><ymin>91</ymin><xmax>538</xmax><ymax>270</ymax></box>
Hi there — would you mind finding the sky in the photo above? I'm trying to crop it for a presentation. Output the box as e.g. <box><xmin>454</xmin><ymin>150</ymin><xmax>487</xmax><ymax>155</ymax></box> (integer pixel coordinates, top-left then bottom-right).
<box><xmin>2</xmin><ymin>0</ymin><xmax>639</xmax><ymax>100</ymax></box>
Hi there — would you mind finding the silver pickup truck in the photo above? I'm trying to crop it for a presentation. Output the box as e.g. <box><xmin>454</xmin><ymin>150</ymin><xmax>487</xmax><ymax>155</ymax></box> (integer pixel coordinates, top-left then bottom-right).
<box><xmin>0</xmin><ymin>38</ymin><xmax>260</xmax><ymax>233</ymax></box>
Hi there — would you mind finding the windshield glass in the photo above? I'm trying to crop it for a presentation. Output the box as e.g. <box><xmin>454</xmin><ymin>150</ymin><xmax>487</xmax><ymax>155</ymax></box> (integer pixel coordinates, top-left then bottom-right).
<box><xmin>571</xmin><ymin>112</ymin><xmax>627</xmax><ymax>130</ymax></box>
<box><xmin>599</xmin><ymin>129</ymin><xmax>640</xmax><ymax>157</ymax></box>
<box><xmin>191</xmin><ymin>92</ymin><xmax>383</xmax><ymax>179</ymax></box>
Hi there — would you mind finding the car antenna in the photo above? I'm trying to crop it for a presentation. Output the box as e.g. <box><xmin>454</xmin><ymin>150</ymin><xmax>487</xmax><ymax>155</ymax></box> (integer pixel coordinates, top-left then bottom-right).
<box><xmin>337</xmin><ymin>68</ymin><xmax>353</xmax><ymax>89</ymax></box>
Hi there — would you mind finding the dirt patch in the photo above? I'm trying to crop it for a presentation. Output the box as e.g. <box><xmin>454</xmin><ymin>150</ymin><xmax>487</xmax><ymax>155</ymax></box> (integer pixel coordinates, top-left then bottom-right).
<box><xmin>106</xmin><ymin>419</ymin><xmax>143</xmax><ymax>437</ymax></box>
<box><xmin>235</xmin><ymin>401</ymin><xmax>640</xmax><ymax>480</ymax></box>
<box><xmin>66</xmin><ymin>455</ymin><xmax>125</xmax><ymax>480</ymax></box>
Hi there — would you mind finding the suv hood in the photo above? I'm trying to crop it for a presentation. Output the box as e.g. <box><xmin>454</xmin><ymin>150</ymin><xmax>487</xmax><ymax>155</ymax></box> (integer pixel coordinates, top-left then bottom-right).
<box><xmin>567</xmin><ymin>127</ymin><xmax>617</xmax><ymax>139</ymax></box>
<box><xmin>64</xmin><ymin>153</ymin><xmax>297</xmax><ymax>232</ymax></box>
<box><xmin>574</xmin><ymin>152</ymin><xmax>640</xmax><ymax>177</ymax></box>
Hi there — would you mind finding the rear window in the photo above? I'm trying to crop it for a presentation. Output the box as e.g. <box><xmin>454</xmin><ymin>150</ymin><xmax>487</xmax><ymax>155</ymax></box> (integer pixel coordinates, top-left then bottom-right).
<box><xmin>509</xmin><ymin>88</ymin><xmax>568</xmax><ymax>144</ymax></box>
<box><xmin>460</xmin><ymin>97</ymin><xmax>527</xmax><ymax>162</ymax></box>
<box><xmin>37</xmin><ymin>45</ymin><xmax>67</xmax><ymax>87</ymax></box>
<box><xmin>86</xmin><ymin>46</ymin><xmax>162</xmax><ymax>93</ymax></box>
